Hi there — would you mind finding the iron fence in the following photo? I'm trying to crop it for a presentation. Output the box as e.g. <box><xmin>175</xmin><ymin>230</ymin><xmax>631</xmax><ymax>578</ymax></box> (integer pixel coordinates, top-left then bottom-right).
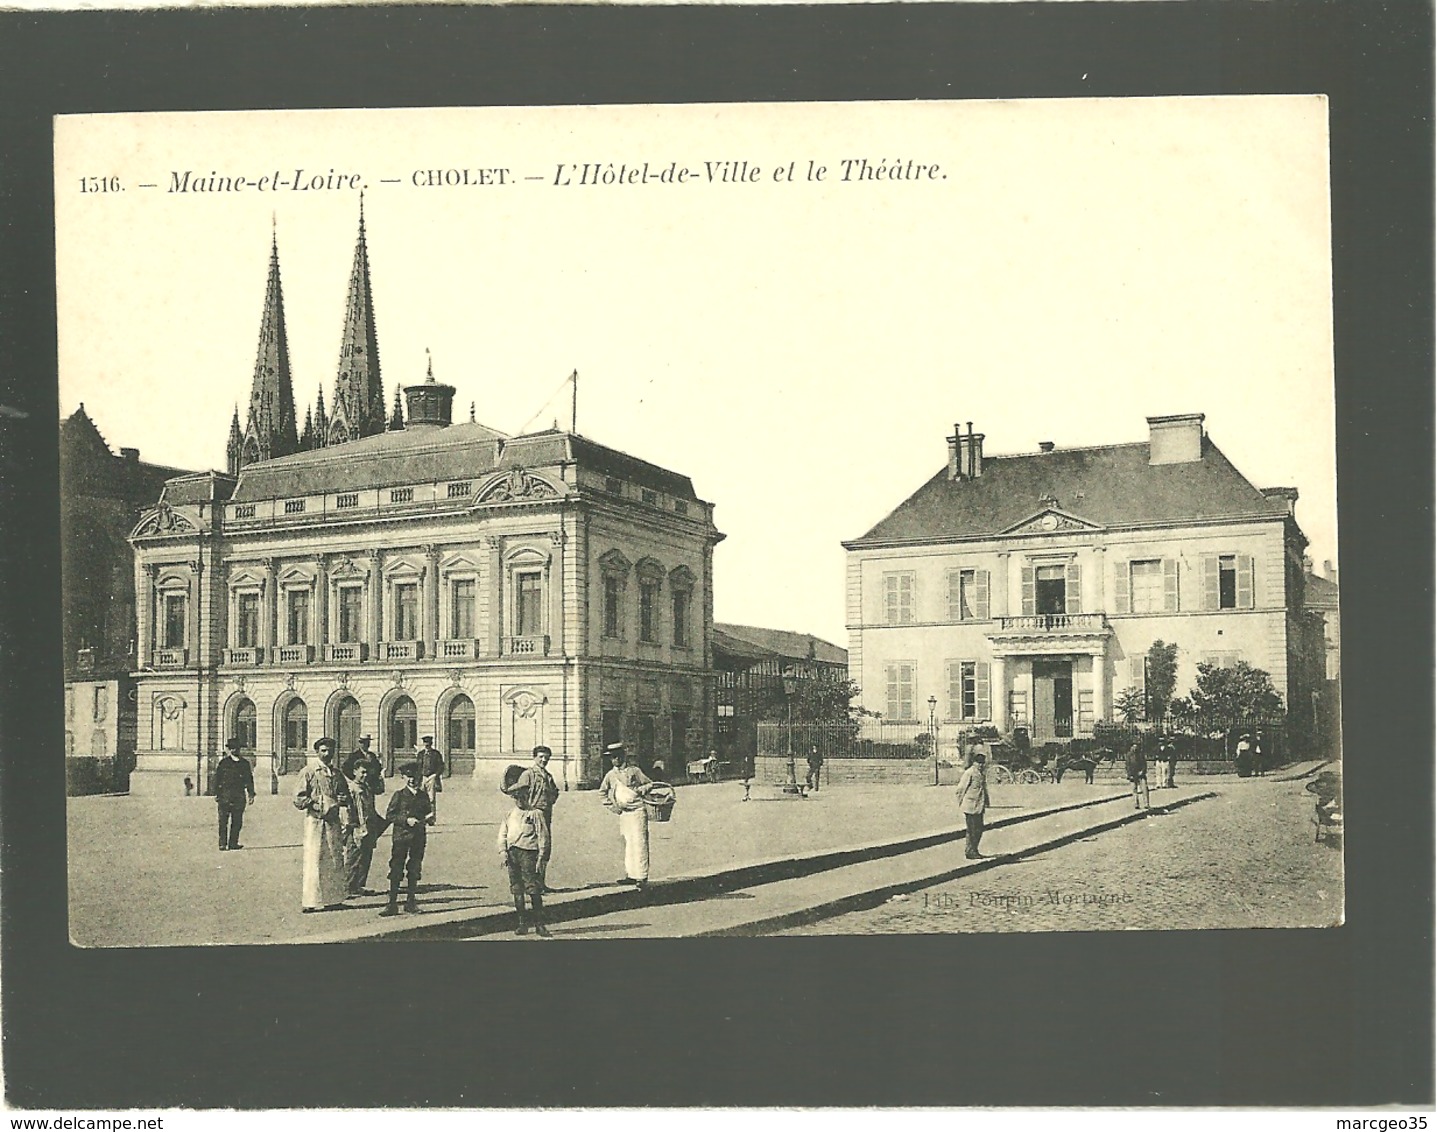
<box><xmin>757</xmin><ymin>719</ymin><xmax>934</xmax><ymax>760</ymax></box>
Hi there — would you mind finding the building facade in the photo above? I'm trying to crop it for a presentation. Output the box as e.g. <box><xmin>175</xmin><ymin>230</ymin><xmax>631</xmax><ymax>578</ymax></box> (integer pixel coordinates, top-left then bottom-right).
<box><xmin>127</xmin><ymin>219</ymin><xmax>722</xmax><ymax>795</ymax></box>
<box><xmin>843</xmin><ymin>415</ymin><xmax>1320</xmax><ymax>743</ymax></box>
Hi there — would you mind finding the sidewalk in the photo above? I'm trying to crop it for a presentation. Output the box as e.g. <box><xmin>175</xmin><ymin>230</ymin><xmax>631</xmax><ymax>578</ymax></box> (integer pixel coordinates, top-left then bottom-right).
<box><xmin>66</xmin><ymin>763</ymin><xmax>1329</xmax><ymax>946</ymax></box>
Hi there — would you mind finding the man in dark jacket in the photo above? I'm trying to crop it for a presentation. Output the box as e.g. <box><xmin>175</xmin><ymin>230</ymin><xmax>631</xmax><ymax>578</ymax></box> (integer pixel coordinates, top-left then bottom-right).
<box><xmin>1125</xmin><ymin>742</ymin><xmax>1150</xmax><ymax>812</ymax></box>
<box><xmin>213</xmin><ymin>737</ymin><xmax>256</xmax><ymax>850</ymax></box>
<box><xmin>381</xmin><ymin>761</ymin><xmax>433</xmax><ymax>916</ymax></box>
<box><xmin>416</xmin><ymin>735</ymin><xmax>444</xmax><ymax>823</ymax></box>
<box><xmin>343</xmin><ymin>735</ymin><xmax>385</xmax><ymax>795</ymax></box>
<box><xmin>805</xmin><ymin>746</ymin><xmax>825</xmax><ymax>792</ymax></box>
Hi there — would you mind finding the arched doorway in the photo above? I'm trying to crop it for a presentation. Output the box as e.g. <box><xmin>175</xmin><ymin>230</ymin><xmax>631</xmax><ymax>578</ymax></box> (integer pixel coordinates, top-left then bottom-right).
<box><xmin>447</xmin><ymin>694</ymin><xmax>476</xmax><ymax>776</ymax></box>
<box><xmin>282</xmin><ymin>696</ymin><xmax>309</xmax><ymax>773</ymax></box>
<box><xmin>334</xmin><ymin>695</ymin><xmax>362</xmax><ymax>760</ymax></box>
<box><xmin>232</xmin><ymin>697</ymin><xmax>257</xmax><ymax>755</ymax></box>
<box><xmin>387</xmin><ymin>695</ymin><xmax>417</xmax><ymax>773</ymax></box>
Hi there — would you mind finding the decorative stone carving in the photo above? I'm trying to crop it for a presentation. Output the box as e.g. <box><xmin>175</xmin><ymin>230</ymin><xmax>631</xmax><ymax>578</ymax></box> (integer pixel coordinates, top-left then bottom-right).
<box><xmin>505</xmin><ymin>688</ymin><xmax>547</xmax><ymax>718</ymax></box>
<box><xmin>447</xmin><ymin>669</ymin><xmax>465</xmax><ymax>687</ymax></box>
<box><xmin>1004</xmin><ymin>509</ymin><xmax>1100</xmax><ymax>535</ymax></box>
<box><xmin>284</xmin><ymin>673</ymin><xmax>297</xmax><ymax>691</ymax></box>
<box><xmin>336</xmin><ymin>671</ymin><xmax>350</xmax><ymax>689</ymax></box>
<box><xmin>392</xmin><ymin>671</ymin><xmax>406</xmax><ymax>688</ymax></box>
<box><xmin>134</xmin><ymin>501</ymin><xmax>199</xmax><ymax>537</ymax></box>
<box><xmin>478</xmin><ymin>467</ymin><xmax>559</xmax><ymax>504</ymax></box>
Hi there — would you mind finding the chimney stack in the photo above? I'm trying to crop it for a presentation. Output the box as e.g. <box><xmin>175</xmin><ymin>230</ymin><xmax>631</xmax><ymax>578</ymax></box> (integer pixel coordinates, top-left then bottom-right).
<box><xmin>1038</xmin><ymin>441</ymin><xmax>1055</xmax><ymax>453</ymax></box>
<box><xmin>947</xmin><ymin>421</ymin><xmax>984</xmax><ymax>480</ymax></box>
<box><xmin>1324</xmin><ymin>559</ymin><xmax>1337</xmax><ymax>585</ymax></box>
<box><xmin>1260</xmin><ymin>486</ymin><xmax>1300</xmax><ymax>518</ymax></box>
<box><xmin>1147</xmin><ymin>413</ymin><xmax>1205</xmax><ymax>465</ymax></box>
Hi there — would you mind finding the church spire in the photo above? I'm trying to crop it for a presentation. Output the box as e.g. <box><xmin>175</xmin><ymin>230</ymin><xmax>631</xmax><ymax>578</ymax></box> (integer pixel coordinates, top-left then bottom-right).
<box><xmin>328</xmin><ymin>197</ymin><xmax>384</xmax><ymax>446</ymax></box>
<box><xmin>238</xmin><ymin>232</ymin><xmax>298</xmax><ymax>467</ymax></box>
<box><xmin>226</xmin><ymin>406</ymin><xmax>243</xmax><ymax>476</ymax></box>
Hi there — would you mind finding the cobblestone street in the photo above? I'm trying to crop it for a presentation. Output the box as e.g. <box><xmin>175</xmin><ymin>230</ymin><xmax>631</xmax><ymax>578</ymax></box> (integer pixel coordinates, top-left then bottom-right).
<box><xmin>782</xmin><ymin>772</ymin><xmax>1343</xmax><ymax>934</ymax></box>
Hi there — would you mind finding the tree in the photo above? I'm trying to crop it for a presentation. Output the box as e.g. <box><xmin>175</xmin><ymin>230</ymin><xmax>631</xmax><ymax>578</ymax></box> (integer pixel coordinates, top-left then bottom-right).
<box><xmin>1115</xmin><ymin>687</ymin><xmax>1146</xmax><ymax>725</ymax></box>
<box><xmin>1146</xmin><ymin>640</ymin><xmax>1179</xmax><ymax>723</ymax></box>
<box><xmin>1189</xmin><ymin>661</ymin><xmax>1284</xmax><ymax>723</ymax></box>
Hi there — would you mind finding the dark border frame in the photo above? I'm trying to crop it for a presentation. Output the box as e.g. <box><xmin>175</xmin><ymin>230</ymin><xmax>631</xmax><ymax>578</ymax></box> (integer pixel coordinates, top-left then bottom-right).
<box><xmin>1</xmin><ymin>2</ymin><xmax>1431</xmax><ymax>1109</ymax></box>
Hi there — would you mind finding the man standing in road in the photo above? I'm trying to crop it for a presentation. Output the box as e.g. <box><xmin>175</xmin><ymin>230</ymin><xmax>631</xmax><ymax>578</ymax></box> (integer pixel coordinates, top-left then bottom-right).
<box><xmin>380</xmin><ymin>761</ymin><xmax>432</xmax><ymax>916</ymax></box>
<box><xmin>416</xmin><ymin>735</ymin><xmax>444</xmax><ymax>823</ymax></box>
<box><xmin>294</xmin><ymin>737</ymin><xmax>354</xmax><ymax>912</ymax></box>
<box><xmin>956</xmin><ymin>746</ymin><xmax>990</xmax><ymax>859</ymax></box>
<box><xmin>599</xmin><ymin>742</ymin><xmax>654</xmax><ymax>887</ymax></box>
<box><xmin>1126</xmin><ymin>741</ymin><xmax>1151</xmax><ymax>811</ymax></box>
<box><xmin>516</xmin><ymin>745</ymin><xmax>561</xmax><ymax>890</ymax></box>
<box><xmin>805</xmin><ymin>745</ymin><xmax>825</xmax><ymax>792</ymax></box>
<box><xmin>213</xmin><ymin>737</ymin><xmax>256</xmax><ymax>851</ymax></box>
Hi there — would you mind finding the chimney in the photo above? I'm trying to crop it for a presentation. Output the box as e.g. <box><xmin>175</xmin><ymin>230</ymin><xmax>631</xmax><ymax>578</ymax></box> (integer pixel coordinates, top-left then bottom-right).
<box><xmin>120</xmin><ymin>447</ymin><xmax>139</xmax><ymax>462</ymax></box>
<box><xmin>1038</xmin><ymin>441</ymin><xmax>1055</xmax><ymax>453</ymax></box>
<box><xmin>948</xmin><ymin>421</ymin><xmax>984</xmax><ymax>480</ymax></box>
<box><xmin>1146</xmin><ymin>413</ymin><xmax>1205</xmax><ymax>465</ymax></box>
<box><xmin>1261</xmin><ymin>486</ymin><xmax>1299</xmax><ymax>517</ymax></box>
<box><xmin>1324</xmin><ymin>559</ymin><xmax>1337</xmax><ymax>585</ymax></box>
<box><xmin>1302</xmin><ymin>554</ymin><xmax>1314</xmax><ymax>574</ymax></box>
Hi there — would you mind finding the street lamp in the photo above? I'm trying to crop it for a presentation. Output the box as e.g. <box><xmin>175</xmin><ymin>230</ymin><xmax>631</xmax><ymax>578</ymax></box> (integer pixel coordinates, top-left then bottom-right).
<box><xmin>927</xmin><ymin>695</ymin><xmax>939</xmax><ymax>786</ymax></box>
<box><xmin>781</xmin><ymin>665</ymin><xmax>801</xmax><ymax>794</ymax></box>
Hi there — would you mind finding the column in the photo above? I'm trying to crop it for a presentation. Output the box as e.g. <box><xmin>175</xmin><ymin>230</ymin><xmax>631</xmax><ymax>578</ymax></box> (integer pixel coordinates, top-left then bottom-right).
<box><xmin>367</xmin><ymin>551</ymin><xmax>383</xmax><ymax>650</ymax></box>
<box><xmin>1092</xmin><ymin>643</ymin><xmax>1109</xmax><ymax>725</ymax></box>
<box><xmin>992</xmin><ymin>654</ymin><xmax>1008</xmax><ymax>731</ymax></box>
<box><xmin>549</xmin><ymin>526</ymin><xmax>566</xmax><ymax>655</ymax></box>
<box><xmin>188</xmin><ymin>558</ymin><xmax>203</xmax><ymax>661</ymax></box>
<box><xmin>1092</xmin><ymin>545</ymin><xmax>1107</xmax><ymax>617</ymax></box>
<box><xmin>263</xmin><ymin>558</ymin><xmax>277</xmax><ymax>652</ymax></box>
<box><xmin>423</xmin><ymin>545</ymin><xmax>440</xmax><ymax>658</ymax></box>
<box><xmin>137</xmin><ymin>562</ymin><xmax>156</xmax><ymax>668</ymax></box>
<box><xmin>485</xmin><ymin>536</ymin><xmax>503</xmax><ymax>657</ymax></box>
<box><xmin>315</xmin><ymin>556</ymin><xmax>329</xmax><ymax>650</ymax></box>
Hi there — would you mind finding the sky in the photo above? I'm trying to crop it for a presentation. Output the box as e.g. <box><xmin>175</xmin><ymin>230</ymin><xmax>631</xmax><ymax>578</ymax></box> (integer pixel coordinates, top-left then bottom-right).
<box><xmin>55</xmin><ymin>98</ymin><xmax>1337</xmax><ymax>647</ymax></box>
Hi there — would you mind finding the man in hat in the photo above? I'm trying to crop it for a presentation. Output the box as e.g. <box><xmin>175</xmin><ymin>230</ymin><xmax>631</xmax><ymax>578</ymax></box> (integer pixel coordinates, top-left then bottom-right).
<box><xmin>343</xmin><ymin>735</ymin><xmax>385</xmax><ymax>796</ymax></box>
<box><xmin>416</xmin><ymin>735</ymin><xmax>444</xmax><ymax>823</ymax></box>
<box><xmin>381</xmin><ymin>761</ymin><xmax>432</xmax><ymax>916</ymax></box>
<box><xmin>498</xmin><ymin>764</ymin><xmax>552</xmax><ymax>937</ymax></box>
<box><xmin>598</xmin><ymin>742</ymin><xmax>654</xmax><ymax>887</ymax></box>
<box><xmin>213</xmin><ymin>737</ymin><xmax>256</xmax><ymax>851</ymax></box>
<box><xmin>515</xmin><ymin>746</ymin><xmax>561</xmax><ymax>890</ymax></box>
<box><xmin>955</xmin><ymin>744</ymin><xmax>990</xmax><ymax>859</ymax></box>
<box><xmin>294</xmin><ymin>737</ymin><xmax>354</xmax><ymax>912</ymax></box>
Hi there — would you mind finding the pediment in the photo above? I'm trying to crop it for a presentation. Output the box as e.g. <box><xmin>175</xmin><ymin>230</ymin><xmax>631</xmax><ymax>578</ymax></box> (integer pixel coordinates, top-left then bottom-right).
<box><xmin>228</xmin><ymin>567</ymin><xmax>267</xmax><ymax>588</ymax></box>
<box><xmin>1001</xmin><ymin>508</ymin><xmax>1103</xmax><ymax>536</ymax></box>
<box><xmin>382</xmin><ymin>556</ymin><xmax>425</xmax><ymax>579</ymax></box>
<box><xmin>441</xmin><ymin>552</ymin><xmax>482</xmax><ymax>573</ymax></box>
<box><xmin>475</xmin><ymin>467</ymin><xmax>562</xmax><ymax>505</ymax></box>
<box><xmin>131</xmin><ymin>502</ymin><xmax>201</xmax><ymax>539</ymax></box>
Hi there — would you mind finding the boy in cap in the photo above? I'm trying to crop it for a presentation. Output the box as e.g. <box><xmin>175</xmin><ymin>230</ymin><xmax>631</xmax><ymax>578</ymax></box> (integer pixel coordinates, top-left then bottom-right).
<box><xmin>343</xmin><ymin>735</ymin><xmax>385</xmax><ymax>795</ymax></box>
<box><xmin>380</xmin><ymin>761</ymin><xmax>432</xmax><ymax>916</ymax></box>
<box><xmin>498</xmin><ymin>764</ymin><xmax>553</xmax><ymax>937</ymax></box>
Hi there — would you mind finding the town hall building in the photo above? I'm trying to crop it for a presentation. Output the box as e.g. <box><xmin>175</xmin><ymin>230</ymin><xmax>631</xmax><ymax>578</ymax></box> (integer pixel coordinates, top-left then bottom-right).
<box><xmin>842</xmin><ymin>415</ymin><xmax>1321</xmax><ymax>743</ymax></box>
<box><xmin>126</xmin><ymin>213</ymin><xmax>722</xmax><ymax>794</ymax></box>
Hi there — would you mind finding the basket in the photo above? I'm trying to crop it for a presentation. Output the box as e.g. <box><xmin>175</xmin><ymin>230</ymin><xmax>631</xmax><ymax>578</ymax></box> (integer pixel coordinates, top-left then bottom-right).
<box><xmin>644</xmin><ymin>782</ymin><xmax>677</xmax><ymax>822</ymax></box>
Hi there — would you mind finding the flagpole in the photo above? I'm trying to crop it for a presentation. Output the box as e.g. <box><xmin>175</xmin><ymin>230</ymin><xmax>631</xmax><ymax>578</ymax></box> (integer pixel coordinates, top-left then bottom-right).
<box><xmin>571</xmin><ymin>369</ymin><xmax>578</xmax><ymax>434</ymax></box>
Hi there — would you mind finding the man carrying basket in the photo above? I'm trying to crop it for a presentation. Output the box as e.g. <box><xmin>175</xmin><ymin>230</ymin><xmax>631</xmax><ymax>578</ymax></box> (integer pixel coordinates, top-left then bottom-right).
<box><xmin>599</xmin><ymin>742</ymin><xmax>668</xmax><ymax>889</ymax></box>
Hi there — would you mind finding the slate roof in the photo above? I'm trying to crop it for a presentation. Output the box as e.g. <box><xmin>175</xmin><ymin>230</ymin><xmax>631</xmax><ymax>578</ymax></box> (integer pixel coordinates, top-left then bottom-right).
<box><xmin>227</xmin><ymin>425</ymin><xmax>699</xmax><ymax>503</ymax></box>
<box><xmin>713</xmin><ymin>623</ymin><xmax>848</xmax><ymax>667</ymax></box>
<box><xmin>848</xmin><ymin>438</ymin><xmax>1290</xmax><ymax>546</ymax></box>
<box><xmin>1304</xmin><ymin>570</ymin><xmax>1339</xmax><ymax>609</ymax></box>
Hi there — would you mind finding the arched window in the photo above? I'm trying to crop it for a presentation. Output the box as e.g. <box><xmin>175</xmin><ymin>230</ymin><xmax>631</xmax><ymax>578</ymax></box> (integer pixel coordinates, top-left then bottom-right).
<box><xmin>283</xmin><ymin>698</ymin><xmax>308</xmax><ymax>770</ymax></box>
<box><xmin>335</xmin><ymin>695</ymin><xmax>362</xmax><ymax>756</ymax></box>
<box><xmin>233</xmin><ymin>697</ymin><xmax>257</xmax><ymax>752</ymax></box>
<box><xmin>390</xmin><ymin>696</ymin><xmax>417</xmax><ymax>759</ymax></box>
<box><xmin>448</xmin><ymin>694</ymin><xmax>476</xmax><ymax>753</ymax></box>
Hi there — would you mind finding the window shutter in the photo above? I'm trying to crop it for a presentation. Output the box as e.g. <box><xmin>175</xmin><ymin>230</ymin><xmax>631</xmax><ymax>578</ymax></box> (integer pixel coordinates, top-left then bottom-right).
<box><xmin>947</xmin><ymin>572</ymin><xmax>961</xmax><ymax>622</ymax></box>
<box><xmin>975</xmin><ymin>661</ymin><xmax>991</xmax><ymax>721</ymax></box>
<box><xmin>1237</xmin><ymin>554</ymin><xmax>1255</xmax><ymax>609</ymax></box>
<box><xmin>1113</xmin><ymin>561</ymin><xmax>1129</xmax><ymax>614</ymax></box>
<box><xmin>1201</xmin><ymin>556</ymin><xmax>1219</xmax><ymax>610</ymax></box>
<box><xmin>947</xmin><ymin>661</ymin><xmax>963</xmax><ymax>721</ymax></box>
<box><xmin>1021</xmin><ymin>565</ymin><xmax>1035</xmax><ymax>616</ymax></box>
<box><xmin>1065</xmin><ymin>564</ymin><xmax>1082</xmax><ymax>614</ymax></box>
<box><xmin>976</xmin><ymin>570</ymin><xmax>990</xmax><ymax>620</ymax></box>
<box><xmin>1130</xmin><ymin>654</ymin><xmax>1146</xmax><ymax>692</ymax></box>
<box><xmin>1163</xmin><ymin>558</ymin><xmax>1179</xmax><ymax>612</ymax></box>
<box><xmin>884</xmin><ymin>575</ymin><xmax>898</xmax><ymax>623</ymax></box>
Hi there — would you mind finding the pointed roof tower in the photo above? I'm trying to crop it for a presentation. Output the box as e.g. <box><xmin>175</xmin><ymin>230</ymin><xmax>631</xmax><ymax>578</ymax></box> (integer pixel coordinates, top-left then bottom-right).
<box><xmin>329</xmin><ymin>196</ymin><xmax>385</xmax><ymax>446</ymax></box>
<box><xmin>239</xmin><ymin>230</ymin><xmax>299</xmax><ymax>467</ymax></box>
<box><xmin>226</xmin><ymin>406</ymin><xmax>244</xmax><ymax>475</ymax></box>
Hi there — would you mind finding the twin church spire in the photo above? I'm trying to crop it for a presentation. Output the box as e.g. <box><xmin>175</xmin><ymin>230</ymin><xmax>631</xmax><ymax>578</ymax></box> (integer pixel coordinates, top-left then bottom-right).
<box><xmin>226</xmin><ymin>204</ymin><xmax>389</xmax><ymax>476</ymax></box>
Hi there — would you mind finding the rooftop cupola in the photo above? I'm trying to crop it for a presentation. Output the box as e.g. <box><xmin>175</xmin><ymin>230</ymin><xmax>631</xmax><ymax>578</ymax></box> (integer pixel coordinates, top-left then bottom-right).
<box><xmin>403</xmin><ymin>350</ymin><xmax>455</xmax><ymax>428</ymax></box>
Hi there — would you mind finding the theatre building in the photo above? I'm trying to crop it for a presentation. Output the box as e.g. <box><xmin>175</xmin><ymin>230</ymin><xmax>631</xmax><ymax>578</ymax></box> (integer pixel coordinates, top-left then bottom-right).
<box><xmin>843</xmin><ymin>414</ymin><xmax>1319</xmax><ymax>742</ymax></box>
<box><xmin>126</xmin><ymin>218</ymin><xmax>721</xmax><ymax>794</ymax></box>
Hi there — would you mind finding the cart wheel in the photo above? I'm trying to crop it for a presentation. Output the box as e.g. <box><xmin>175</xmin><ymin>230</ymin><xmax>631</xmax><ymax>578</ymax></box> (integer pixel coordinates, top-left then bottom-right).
<box><xmin>987</xmin><ymin>765</ymin><xmax>1014</xmax><ymax>785</ymax></box>
<box><xmin>1018</xmin><ymin>769</ymin><xmax>1042</xmax><ymax>786</ymax></box>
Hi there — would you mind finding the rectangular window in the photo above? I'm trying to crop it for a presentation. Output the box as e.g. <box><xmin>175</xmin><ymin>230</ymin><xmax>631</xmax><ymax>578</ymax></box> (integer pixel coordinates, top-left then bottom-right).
<box><xmin>1130</xmin><ymin>559</ymin><xmax>1163</xmax><ymax>613</ymax></box>
<box><xmin>447</xmin><ymin>481</ymin><xmax>471</xmax><ymax>498</ymax></box>
<box><xmin>283</xmin><ymin>499</ymin><xmax>305</xmax><ymax>514</ymax></box>
<box><xmin>674</xmin><ymin>500</ymin><xmax>688</xmax><ymax>516</ymax></box>
<box><xmin>451</xmin><ymin>579</ymin><xmax>476</xmax><ymax>638</ymax></box>
<box><xmin>1035</xmin><ymin>564</ymin><xmax>1066</xmax><ymax>615</ymax></box>
<box><xmin>1203</xmin><ymin>554</ymin><xmax>1254</xmax><ymax>610</ymax></box>
<box><xmin>947</xmin><ymin>569</ymin><xmax>990</xmax><ymax>621</ymax></box>
<box><xmin>605</xmin><ymin>477</ymin><xmax>623</xmax><ymax>495</ymax></box>
<box><xmin>885</xmin><ymin>663</ymin><xmax>915</xmax><ymax>720</ymax></box>
<box><xmin>639</xmin><ymin>581</ymin><xmax>659</xmax><ymax>643</ymax></box>
<box><xmin>883</xmin><ymin>572</ymin><xmax>915</xmax><ymax>624</ymax></box>
<box><xmin>394</xmin><ymin>583</ymin><xmax>419</xmax><ymax>641</ymax></box>
<box><xmin>236</xmin><ymin>591</ymin><xmax>260</xmax><ymax>648</ymax></box>
<box><xmin>1219</xmin><ymin>556</ymin><xmax>1238</xmax><ymax>608</ymax></box>
<box><xmin>516</xmin><ymin>571</ymin><xmax>543</xmax><ymax>637</ymax></box>
<box><xmin>641</xmin><ymin>489</ymin><xmax>658</xmax><ymax>506</ymax></box>
<box><xmin>338</xmin><ymin>586</ymin><xmax>363</xmax><ymax>643</ymax></box>
<box><xmin>234</xmin><ymin>504</ymin><xmax>256</xmax><ymax>519</ymax></box>
<box><xmin>672</xmin><ymin>589</ymin><xmax>691</xmax><ymax>647</ymax></box>
<box><xmin>287</xmin><ymin>589</ymin><xmax>310</xmax><ymax>645</ymax></box>
<box><xmin>604</xmin><ymin>576</ymin><xmax>622</xmax><ymax>638</ymax></box>
<box><xmin>92</xmin><ymin>685</ymin><xmax>106</xmax><ymax>722</ymax></box>
<box><xmin>390</xmin><ymin>487</ymin><xmax>414</xmax><ymax>504</ymax></box>
<box><xmin>947</xmin><ymin>660</ymin><xmax>991</xmax><ymax>721</ymax></box>
<box><xmin>335</xmin><ymin>492</ymin><xmax>359</xmax><ymax>509</ymax></box>
<box><xmin>163</xmin><ymin>593</ymin><xmax>186</xmax><ymax>648</ymax></box>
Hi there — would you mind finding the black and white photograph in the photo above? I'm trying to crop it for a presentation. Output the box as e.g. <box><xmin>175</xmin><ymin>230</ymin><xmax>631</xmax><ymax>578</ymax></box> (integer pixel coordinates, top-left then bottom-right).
<box><xmin>55</xmin><ymin>98</ymin><xmax>1344</xmax><ymax>947</ymax></box>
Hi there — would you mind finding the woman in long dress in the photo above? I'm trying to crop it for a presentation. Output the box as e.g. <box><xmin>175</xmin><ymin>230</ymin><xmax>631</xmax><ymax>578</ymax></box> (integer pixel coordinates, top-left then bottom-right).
<box><xmin>598</xmin><ymin>743</ymin><xmax>652</xmax><ymax>887</ymax></box>
<box><xmin>294</xmin><ymin>736</ymin><xmax>354</xmax><ymax>912</ymax></box>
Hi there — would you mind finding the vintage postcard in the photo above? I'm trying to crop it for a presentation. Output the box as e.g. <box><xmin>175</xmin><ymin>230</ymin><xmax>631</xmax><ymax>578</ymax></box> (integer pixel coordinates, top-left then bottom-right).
<box><xmin>56</xmin><ymin>98</ymin><xmax>1342</xmax><ymax>945</ymax></box>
